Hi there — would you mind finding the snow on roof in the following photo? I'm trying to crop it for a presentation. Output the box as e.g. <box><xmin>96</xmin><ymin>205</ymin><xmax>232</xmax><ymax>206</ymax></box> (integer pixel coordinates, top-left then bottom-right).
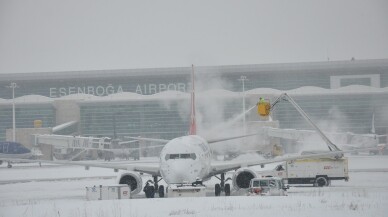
<box><xmin>245</xmin><ymin>88</ymin><xmax>282</xmax><ymax>95</ymax></box>
<box><xmin>151</xmin><ymin>90</ymin><xmax>187</xmax><ymax>99</ymax></box>
<box><xmin>59</xmin><ymin>93</ymin><xmax>99</xmax><ymax>100</ymax></box>
<box><xmin>288</xmin><ymin>86</ymin><xmax>331</xmax><ymax>95</ymax></box>
<box><xmin>197</xmin><ymin>89</ymin><xmax>240</xmax><ymax>98</ymax></box>
<box><xmin>12</xmin><ymin>95</ymin><xmax>54</xmax><ymax>104</ymax></box>
<box><xmin>246</xmin><ymin>85</ymin><xmax>388</xmax><ymax>97</ymax></box>
<box><xmin>333</xmin><ymin>85</ymin><xmax>385</xmax><ymax>93</ymax></box>
<box><xmin>90</xmin><ymin>92</ymin><xmax>144</xmax><ymax>102</ymax></box>
<box><xmin>0</xmin><ymin>85</ymin><xmax>387</xmax><ymax>106</ymax></box>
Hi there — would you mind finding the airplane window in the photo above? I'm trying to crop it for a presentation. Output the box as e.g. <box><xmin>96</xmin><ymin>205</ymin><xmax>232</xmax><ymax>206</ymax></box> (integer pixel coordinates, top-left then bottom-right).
<box><xmin>180</xmin><ymin>154</ymin><xmax>190</xmax><ymax>159</ymax></box>
<box><xmin>165</xmin><ymin>153</ymin><xmax>196</xmax><ymax>160</ymax></box>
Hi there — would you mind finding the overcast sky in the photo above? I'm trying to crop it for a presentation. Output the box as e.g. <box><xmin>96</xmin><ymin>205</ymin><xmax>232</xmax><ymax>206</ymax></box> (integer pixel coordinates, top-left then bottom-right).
<box><xmin>0</xmin><ymin>0</ymin><xmax>387</xmax><ymax>74</ymax></box>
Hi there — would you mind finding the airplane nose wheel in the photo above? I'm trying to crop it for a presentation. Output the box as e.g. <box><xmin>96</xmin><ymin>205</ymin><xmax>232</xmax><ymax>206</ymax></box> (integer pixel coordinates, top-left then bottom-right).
<box><xmin>214</xmin><ymin>173</ymin><xmax>231</xmax><ymax>196</ymax></box>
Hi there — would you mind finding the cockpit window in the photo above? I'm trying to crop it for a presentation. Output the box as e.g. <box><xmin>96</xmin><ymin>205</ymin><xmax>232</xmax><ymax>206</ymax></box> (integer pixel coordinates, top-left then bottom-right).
<box><xmin>180</xmin><ymin>154</ymin><xmax>191</xmax><ymax>159</ymax></box>
<box><xmin>165</xmin><ymin>153</ymin><xmax>197</xmax><ymax>160</ymax></box>
<box><xmin>169</xmin><ymin>154</ymin><xmax>179</xmax><ymax>159</ymax></box>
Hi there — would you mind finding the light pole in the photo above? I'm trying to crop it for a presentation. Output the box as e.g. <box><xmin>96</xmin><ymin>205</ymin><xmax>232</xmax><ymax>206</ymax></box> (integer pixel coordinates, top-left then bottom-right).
<box><xmin>238</xmin><ymin>76</ymin><xmax>248</xmax><ymax>134</ymax></box>
<box><xmin>7</xmin><ymin>82</ymin><xmax>18</xmax><ymax>142</ymax></box>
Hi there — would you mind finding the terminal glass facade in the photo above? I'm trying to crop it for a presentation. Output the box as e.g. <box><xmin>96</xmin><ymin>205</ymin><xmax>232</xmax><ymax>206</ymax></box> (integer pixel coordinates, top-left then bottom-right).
<box><xmin>0</xmin><ymin>105</ymin><xmax>55</xmax><ymax>141</ymax></box>
<box><xmin>0</xmin><ymin>59</ymin><xmax>387</xmax><ymax>143</ymax></box>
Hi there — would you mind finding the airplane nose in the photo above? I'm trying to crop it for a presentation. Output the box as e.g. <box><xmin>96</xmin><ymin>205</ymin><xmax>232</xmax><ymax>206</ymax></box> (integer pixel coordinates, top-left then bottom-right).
<box><xmin>163</xmin><ymin>161</ymin><xmax>197</xmax><ymax>183</ymax></box>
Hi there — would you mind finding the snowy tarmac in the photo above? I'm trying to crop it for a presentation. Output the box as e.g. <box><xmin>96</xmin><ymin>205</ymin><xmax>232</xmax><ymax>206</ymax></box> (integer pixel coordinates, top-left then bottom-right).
<box><xmin>1</xmin><ymin>155</ymin><xmax>388</xmax><ymax>217</ymax></box>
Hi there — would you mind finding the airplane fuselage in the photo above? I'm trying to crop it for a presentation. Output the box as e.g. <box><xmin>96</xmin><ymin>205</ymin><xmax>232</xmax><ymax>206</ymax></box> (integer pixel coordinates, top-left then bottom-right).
<box><xmin>0</xmin><ymin>153</ymin><xmax>33</xmax><ymax>159</ymax></box>
<box><xmin>159</xmin><ymin>135</ymin><xmax>212</xmax><ymax>184</ymax></box>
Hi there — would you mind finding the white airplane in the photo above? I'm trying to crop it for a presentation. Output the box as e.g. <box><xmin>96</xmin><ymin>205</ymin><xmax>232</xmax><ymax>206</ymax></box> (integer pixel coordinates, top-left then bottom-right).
<box><xmin>2</xmin><ymin>67</ymin><xmax>376</xmax><ymax>198</ymax></box>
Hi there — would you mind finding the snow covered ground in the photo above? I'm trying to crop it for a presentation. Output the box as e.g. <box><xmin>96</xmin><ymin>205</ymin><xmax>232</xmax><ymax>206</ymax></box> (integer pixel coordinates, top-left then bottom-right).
<box><xmin>1</xmin><ymin>155</ymin><xmax>388</xmax><ymax>217</ymax></box>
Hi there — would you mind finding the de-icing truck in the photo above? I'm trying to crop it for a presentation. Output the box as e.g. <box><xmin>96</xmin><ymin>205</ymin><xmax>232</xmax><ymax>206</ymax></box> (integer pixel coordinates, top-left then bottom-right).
<box><xmin>256</xmin><ymin>93</ymin><xmax>350</xmax><ymax>187</ymax></box>
<box><xmin>257</xmin><ymin>155</ymin><xmax>349</xmax><ymax>187</ymax></box>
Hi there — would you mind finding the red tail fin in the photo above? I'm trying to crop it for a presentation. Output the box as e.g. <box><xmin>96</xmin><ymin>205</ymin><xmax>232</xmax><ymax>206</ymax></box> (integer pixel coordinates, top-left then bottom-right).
<box><xmin>189</xmin><ymin>64</ymin><xmax>197</xmax><ymax>135</ymax></box>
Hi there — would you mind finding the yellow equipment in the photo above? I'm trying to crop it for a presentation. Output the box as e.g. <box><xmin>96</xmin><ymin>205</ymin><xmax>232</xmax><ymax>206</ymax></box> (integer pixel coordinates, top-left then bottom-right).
<box><xmin>257</xmin><ymin>99</ymin><xmax>271</xmax><ymax>116</ymax></box>
<box><xmin>34</xmin><ymin>120</ymin><xmax>42</xmax><ymax>128</ymax></box>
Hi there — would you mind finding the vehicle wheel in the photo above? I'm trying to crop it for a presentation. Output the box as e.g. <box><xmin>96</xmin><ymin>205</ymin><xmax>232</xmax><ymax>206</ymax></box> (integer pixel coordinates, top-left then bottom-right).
<box><xmin>315</xmin><ymin>177</ymin><xmax>328</xmax><ymax>187</ymax></box>
<box><xmin>224</xmin><ymin>184</ymin><xmax>231</xmax><ymax>196</ymax></box>
<box><xmin>159</xmin><ymin>185</ymin><xmax>165</xmax><ymax>198</ymax></box>
<box><xmin>7</xmin><ymin>164</ymin><xmax>12</xmax><ymax>168</ymax></box>
<box><xmin>215</xmin><ymin>184</ymin><xmax>221</xmax><ymax>196</ymax></box>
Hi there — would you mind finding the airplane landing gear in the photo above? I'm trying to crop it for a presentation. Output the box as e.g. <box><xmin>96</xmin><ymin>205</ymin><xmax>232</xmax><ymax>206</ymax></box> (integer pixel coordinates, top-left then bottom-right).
<box><xmin>7</xmin><ymin>161</ymin><xmax>12</xmax><ymax>168</ymax></box>
<box><xmin>153</xmin><ymin>175</ymin><xmax>165</xmax><ymax>198</ymax></box>
<box><xmin>144</xmin><ymin>176</ymin><xmax>165</xmax><ymax>198</ymax></box>
<box><xmin>214</xmin><ymin>173</ymin><xmax>231</xmax><ymax>196</ymax></box>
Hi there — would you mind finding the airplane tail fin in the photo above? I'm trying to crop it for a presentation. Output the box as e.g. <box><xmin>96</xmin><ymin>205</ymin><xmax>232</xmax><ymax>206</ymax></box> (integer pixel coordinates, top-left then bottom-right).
<box><xmin>189</xmin><ymin>64</ymin><xmax>197</xmax><ymax>135</ymax></box>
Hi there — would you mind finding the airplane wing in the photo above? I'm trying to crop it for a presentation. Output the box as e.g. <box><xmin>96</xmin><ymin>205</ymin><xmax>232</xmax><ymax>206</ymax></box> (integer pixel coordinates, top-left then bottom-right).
<box><xmin>206</xmin><ymin>133</ymin><xmax>260</xmax><ymax>144</ymax></box>
<box><xmin>126</xmin><ymin>133</ymin><xmax>260</xmax><ymax>145</ymax></box>
<box><xmin>68</xmin><ymin>144</ymin><xmax>165</xmax><ymax>152</ymax></box>
<box><xmin>208</xmin><ymin>148</ymin><xmax>375</xmax><ymax>177</ymax></box>
<box><xmin>124</xmin><ymin>136</ymin><xmax>169</xmax><ymax>144</ymax></box>
<box><xmin>0</xmin><ymin>158</ymin><xmax>161</xmax><ymax>176</ymax></box>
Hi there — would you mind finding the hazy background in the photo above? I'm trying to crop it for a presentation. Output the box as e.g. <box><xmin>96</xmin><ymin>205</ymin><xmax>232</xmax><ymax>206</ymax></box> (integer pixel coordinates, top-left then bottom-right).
<box><xmin>0</xmin><ymin>0</ymin><xmax>387</xmax><ymax>74</ymax></box>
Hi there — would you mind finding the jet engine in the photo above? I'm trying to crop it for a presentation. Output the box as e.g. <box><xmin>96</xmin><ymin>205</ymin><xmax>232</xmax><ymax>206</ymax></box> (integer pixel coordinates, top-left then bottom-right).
<box><xmin>117</xmin><ymin>171</ymin><xmax>143</xmax><ymax>195</ymax></box>
<box><xmin>232</xmin><ymin>167</ymin><xmax>258</xmax><ymax>190</ymax></box>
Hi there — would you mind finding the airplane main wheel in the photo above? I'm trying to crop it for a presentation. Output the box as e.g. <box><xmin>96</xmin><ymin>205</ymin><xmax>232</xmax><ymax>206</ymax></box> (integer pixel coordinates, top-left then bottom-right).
<box><xmin>224</xmin><ymin>184</ymin><xmax>231</xmax><ymax>196</ymax></box>
<box><xmin>215</xmin><ymin>184</ymin><xmax>221</xmax><ymax>196</ymax></box>
<box><xmin>7</xmin><ymin>164</ymin><xmax>12</xmax><ymax>168</ymax></box>
<box><xmin>159</xmin><ymin>185</ymin><xmax>165</xmax><ymax>198</ymax></box>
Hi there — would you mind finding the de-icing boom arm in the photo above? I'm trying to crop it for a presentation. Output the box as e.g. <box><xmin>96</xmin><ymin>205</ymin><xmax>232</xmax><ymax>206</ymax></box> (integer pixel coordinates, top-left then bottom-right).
<box><xmin>269</xmin><ymin>93</ymin><xmax>341</xmax><ymax>152</ymax></box>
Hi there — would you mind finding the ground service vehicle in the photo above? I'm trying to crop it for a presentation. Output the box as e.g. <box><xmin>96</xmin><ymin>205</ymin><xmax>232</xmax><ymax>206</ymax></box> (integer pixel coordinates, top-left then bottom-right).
<box><xmin>167</xmin><ymin>183</ymin><xmax>206</xmax><ymax>197</ymax></box>
<box><xmin>248</xmin><ymin>177</ymin><xmax>287</xmax><ymax>196</ymax></box>
<box><xmin>258</xmin><ymin>156</ymin><xmax>349</xmax><ymax>187</ymax></box>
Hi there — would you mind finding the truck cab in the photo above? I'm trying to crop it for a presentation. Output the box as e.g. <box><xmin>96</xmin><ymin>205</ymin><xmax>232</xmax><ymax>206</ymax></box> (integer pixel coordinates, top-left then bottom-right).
<box><xmin>248</xmin><ymin>177</ymin><xmax>287</xmax><ymax>196</ymax></box>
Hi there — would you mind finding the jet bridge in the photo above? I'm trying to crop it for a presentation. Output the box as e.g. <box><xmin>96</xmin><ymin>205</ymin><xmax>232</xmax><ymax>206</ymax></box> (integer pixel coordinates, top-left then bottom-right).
<box><xmin>34</xmin><ymin>134</ymin><xmax>112</xmax><ymax>150</ymax></box>
<box><xmin>34</xmin><ymin>134</ymin><xmax>113</xmax><ymax>160</ymax></box>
